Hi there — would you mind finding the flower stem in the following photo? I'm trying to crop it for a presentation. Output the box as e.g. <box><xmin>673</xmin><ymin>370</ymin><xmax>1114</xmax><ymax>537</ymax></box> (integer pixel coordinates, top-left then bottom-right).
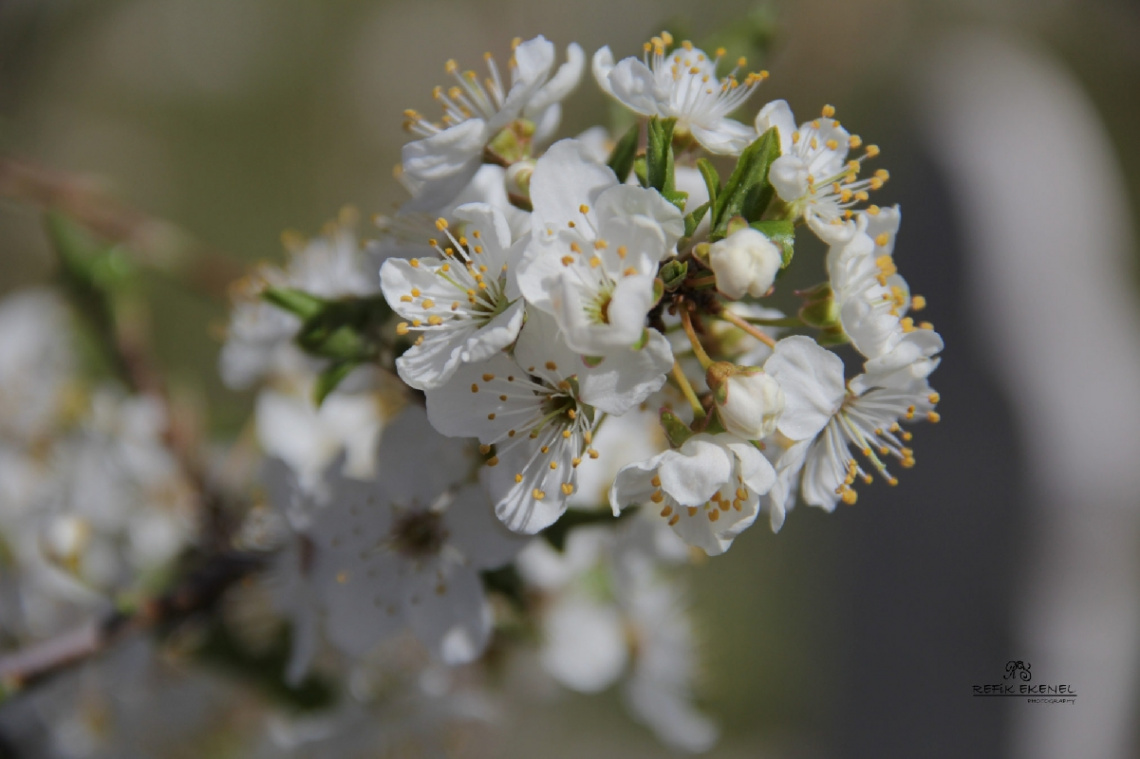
<box><xmin>720</xmin><ymin>308</ymin><xmax>777</xmax><ymax>348</ymax></box>
<box><xmin>680</xmin><ymin>307</ymin><xmax>713</xmax><ymax>369</ymax></box>
<box><xmin>671</xmin><ymin>361</ymin><xmax>706</xmax><ymax>420</ymax></box>
<box><xmin>686</xmin><ymin>275</ymin><xmax>717</xmax><ymax>289</ymax></box>
<box><xmin>742</xmin><ymin>316</ymin><xmax>804</xmax><ymax>328</ymax></box>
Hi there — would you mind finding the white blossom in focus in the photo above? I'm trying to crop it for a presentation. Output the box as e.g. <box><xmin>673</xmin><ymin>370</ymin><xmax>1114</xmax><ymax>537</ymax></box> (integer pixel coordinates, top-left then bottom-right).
<box><xmin>610</xmin><ymin>433</ymin><xmax>776</xmax><ymax>555</ymax></box>
<box><xmin>381</xmin><ymin>203</ymin><xmax>527</xmax><ymax>390</ymax></box>
<box><xmin>518</xmin><ymin>139</ymin><xmax>683</xmax><ymax>354</ymax></box>
<box><xmin>594</xmin><ymin>33</ymin><xmax>766</xmax><ymax>155</ymax></box>
<box><xmin>401</xmin><ymin>36</ymin><xmax>584</xmax><ymax>212</ymax></box>
<box><xmin>706</xmin><ymin>362</ymin><xmax>785</xmax><ymax>441</ymax></box>
<box><xmin>755</xmin><ymin>100</ymin><xmax>887</xmax><ymax>241</ymax></box>
<box><xmin>764</xmin><ymin>335</ymin><xmax>940</xmax><ymax>509</ymax></box>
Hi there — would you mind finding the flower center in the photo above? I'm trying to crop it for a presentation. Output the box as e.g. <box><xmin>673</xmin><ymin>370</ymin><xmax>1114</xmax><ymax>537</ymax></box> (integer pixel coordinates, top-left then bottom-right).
<box><xmin>390</xmin><ymin>510</ymin><xmax>447</xmax><ymax>559</ymax></box>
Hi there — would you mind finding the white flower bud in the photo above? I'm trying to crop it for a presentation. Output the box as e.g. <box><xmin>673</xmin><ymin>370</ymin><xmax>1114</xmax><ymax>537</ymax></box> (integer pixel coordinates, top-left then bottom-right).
<box><xmin>708</xmin><ymin>228</ymin><xmax>782</xmax><ymax>300</ymax></box>
<box><xmin>505</xmin><ymin>159</ymin><xmax>536</xmax><ymax>198</ymax></box>
<box><xmin>707</xmin><ymin>362</ymin><xmax>785</xmax><ymax>440</ymax></box>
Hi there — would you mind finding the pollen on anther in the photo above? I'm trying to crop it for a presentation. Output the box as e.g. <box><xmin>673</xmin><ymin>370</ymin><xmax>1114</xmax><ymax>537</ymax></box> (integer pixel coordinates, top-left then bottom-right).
<box><xmin>561</xmin><ymin>483</ymin><xmax>575</xmax><ymax>495</ymax></box>
<box><xmin>532</xmin><ymin>489</ymin><xmax>545</xmax><ymax>500</ymax></box>
<box><xmin>515</xmin><ymin>473</ymin><xmax>523</xmax><ymax>483</ymax></box>
<box><xmin>470</xmin><ymin>383</ymin><xmax>478</xmax><ymax>393</ymax></box>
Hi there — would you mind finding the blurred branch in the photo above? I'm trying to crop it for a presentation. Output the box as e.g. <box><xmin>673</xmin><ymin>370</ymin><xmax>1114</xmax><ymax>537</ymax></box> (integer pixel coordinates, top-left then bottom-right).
<box><xmin>0</xmin><ymin>155</ymin><xmax>243</xmax><ymax>297</ymax></box>
<box><xmin>0</xmin><ymin>551</ymin><xmax>266</xmax><ymax>701</ymax></box>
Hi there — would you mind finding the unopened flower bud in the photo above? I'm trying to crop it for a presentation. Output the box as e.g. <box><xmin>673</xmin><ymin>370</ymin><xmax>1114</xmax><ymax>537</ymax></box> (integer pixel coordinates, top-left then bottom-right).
<box><xmin>505</xmin><ymin>159</ymin><xmax>535</xmax><ymax>198</ymax></box>
<box><xmin>706</xmin><ymin>361</ymin><xmax>785</xmax><ymax>440</ymax></box>
<box><xmin>709</xmin><ymin>228</ymin><xmax>781</xmax><ymax>300</ymax></box>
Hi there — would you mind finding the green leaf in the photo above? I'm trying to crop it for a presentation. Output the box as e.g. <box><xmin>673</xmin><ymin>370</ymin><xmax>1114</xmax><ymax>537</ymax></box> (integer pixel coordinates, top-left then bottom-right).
<box><xmin>607</xmin><ymin>122</ymin><xmax>640</xmax><ymax>183</ymax></box>
<box><xmin>291</xmin><ymin>294</ymin><xmax>391</xmax><ymax>363</ymax></box>
<box><xmin>660</xmin><ymin>408</ymin><xmax>693</xmax><ymax>448</ymax></box>
<box><xmin>313</xmin><ymin>360</ymin><xmax>360</xmax><ymax>405</ymax></box>
<box><xmin>262</xmin><ymin>287</ymin><xmax>326</xmax><ymax>321</ymax></box>
<box><xmin>646</xmin><ymin>116</ymin><xmax>677</xmax><ymax>193</ymax></box>
<box><xmin>684</xmin><ymin>202</ymin><xmax>710</xmax><ymax>239</ymax></box>
<box><xmin>711</xmin><ymin>127</ymin><xmax>780</xmax><ymax>239</ymax></box>
<box><xmin>696</xmin><ymin>158</ymin><xmax>720</xmax><ymax>208</ymax></box>
<box><xmin>750</xmin><ymin>219</ymin><xmax>796</xmax><ymax>267</ymax></box>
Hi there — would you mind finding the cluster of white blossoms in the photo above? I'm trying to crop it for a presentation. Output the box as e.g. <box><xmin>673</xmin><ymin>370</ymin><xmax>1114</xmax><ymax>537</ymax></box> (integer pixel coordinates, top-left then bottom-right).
<box><xmin>371</xmin><ymin>33</ymin><xmax>941</xmax><ymax>547</ymax></box>
<box><xmin>215</xmin><ymin>31</ymin><xmax>943</xmax><ymax>752</ymax></box>
<box><xmin>0</xmin><ymin>30</ymin><xmax>942</xmax><ymax>758</ymax></box>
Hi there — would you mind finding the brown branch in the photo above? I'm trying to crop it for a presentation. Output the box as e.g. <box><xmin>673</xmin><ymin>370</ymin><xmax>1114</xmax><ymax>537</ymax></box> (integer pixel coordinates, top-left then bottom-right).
<box><xmin>0</xmin><ymin>551</ymin><xmax>266</xmax><ymax>698</ymax></box>
<box><xmin>0</xmin><ymin>155</ymin><xmax>244</xmax><ymax>297</ymax></box>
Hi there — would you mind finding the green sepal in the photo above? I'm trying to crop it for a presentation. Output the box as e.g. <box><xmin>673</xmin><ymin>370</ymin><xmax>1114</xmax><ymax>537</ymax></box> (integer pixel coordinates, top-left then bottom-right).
<box><xmin>262</xmin><ymin>287</ymin><xmax>326</xmax><ymax>321</ymax></box>
<box><xmin>797</xmin><ymin>283</ymin><xmax>839</xmax><ymax>329</ymax></box>
<box><xmin>607</xmin><ymin>122</ymin><xmax>641</xmax><ymax>183</ymax></box>
<box><xmin>659</xmin><ymin>259</ymin><xmax>689</xmax><ymax>291</ymax></box>
<box><xmin>816</xmin><ymin>324</ymin><xmax>849</xmax><ymax>347</ymax></box>
<box><xmin>651</xmin><ymin>277</ymin><xmax>665</xmax><ymax>306</ymax></box>
<box><xmin>660</xmin><ymin>408</ymin><xmax>694</xmax><ymax>448</ymax></box>
<box><xmin>485</xmin><ymin>118</ymin><xmax>536</xmax><ymax>164</ymax></box>
<box><xmin>696</xmin><ymin>158</ymin><xmax>720</xmax><ymax>208</ymax></box>
<box><xmin>313</xmin><ymin>360</ymin><xmax>360</xmax><ymax>405</ymax></box>
<box><xmin>710</xmin><ymin>126</ymin><xmax>780</xmax><ymax>240</ymax></box>
<box><xmin>633</xmin><ymin>156</ymin><xmax>648</xmax><ymax>188</ymax></box>
<box><xmin>750</xmin><ymin>219</ymin><xmax>796</xmax><ymax>268</ymax></box>
<box><xmin>662</xmin><ymin>188</ymin><xmax>688</xmax><ymax>213</ymax></box>
<box><xmin>646</xmin><ymin>116</ymin><xmax>678</xmax><ymax>193</ymax></box>
<box><xmin>582</xmin><ymin>355</ymin><xmax>605</xmax><ymax>368</ymax></box>
<box><xmin>683</xmin><ymin>202</ymin><xmax>709</xmax><ymax>239</ymax></box>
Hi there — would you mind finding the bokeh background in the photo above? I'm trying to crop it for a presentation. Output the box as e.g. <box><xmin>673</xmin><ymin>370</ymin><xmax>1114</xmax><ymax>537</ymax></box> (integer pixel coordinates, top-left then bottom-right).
<box><xmin>3</xmin><ymin>0</ymin><xmax>1140</xmax><ymax>757</ymax></box>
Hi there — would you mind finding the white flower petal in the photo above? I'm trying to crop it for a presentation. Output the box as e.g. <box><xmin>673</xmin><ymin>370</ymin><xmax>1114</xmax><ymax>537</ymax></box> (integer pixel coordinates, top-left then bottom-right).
<box><xmin>764</xmin><ymin>336</ymin><xmax>846</xmax><ymax>440</ymax></box>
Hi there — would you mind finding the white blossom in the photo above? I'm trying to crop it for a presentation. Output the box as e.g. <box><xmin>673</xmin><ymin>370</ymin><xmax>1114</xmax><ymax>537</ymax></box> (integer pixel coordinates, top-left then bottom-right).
<box><xmin>518</xmin><ymin>139</ymin><xmax>683</xmax><ymax>355</ymax></box>
<box><xmin>610</xmin><ymin>433</ymin><xmax>776</xmax><ymax>555</ymax></box>
<box><xmin>381</xmin><ymin>203</ymin><xmax>527</xmax><ymax>390</ymax></box>
<box><xmin>755</xmin><ymin>100</ymin><xmax>887</xmax><ymax>240</ymax></box>
<box><xmin>401</xmin><ymin>36</ymin><xmax>584</xmax><ymax>212</ymax></box>
<box><xmin>764</xmin><ymin>336</ymin><xmax>940</xmax><ymax>510</ymax></box>
<box><xmin>425</xmin><ymin>311</ymin><xmax>671</xmax><ymax>533</ymax></box>
<box><xmin>594</xmin><ymin>33</ymin><xmax>766</xmax><ymax>155</ymax></box>
<box><xmin>310</xmin><ymin>406</ymin><xmax>526</xmax><ymax>664</ymax></box>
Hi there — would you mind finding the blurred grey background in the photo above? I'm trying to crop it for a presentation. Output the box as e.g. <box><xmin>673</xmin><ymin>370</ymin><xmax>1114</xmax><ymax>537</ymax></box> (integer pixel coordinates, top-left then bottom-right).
<box><xmin>3</xmin><ymin>0</ymin><xmax>1140</xmax><ymax>756</ymax></box>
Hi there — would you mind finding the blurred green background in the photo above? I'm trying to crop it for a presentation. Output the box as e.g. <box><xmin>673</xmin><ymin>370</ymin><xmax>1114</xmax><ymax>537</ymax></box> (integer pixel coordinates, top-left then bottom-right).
<box><xmin>2</xmin><ymin>0</ymin><xmax>1139</xmax><ymax>756</ymax></box>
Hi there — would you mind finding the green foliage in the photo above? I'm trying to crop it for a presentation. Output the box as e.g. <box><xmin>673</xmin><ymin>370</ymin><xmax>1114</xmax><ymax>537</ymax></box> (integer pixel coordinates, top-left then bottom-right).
<box><xmin>659</xmin><ymin>259</ymin><xmax>689</xmax><ymax>291</ymax></box>
<box><xmin>660</xmin><ymin>408</ymin><xmax>693</xmax><ymax>448</ymax></box>
<box><xmin>607</xmin><ymin>122</ymin><xmax>641</xmax><ymax>183</ymax></box>
<box><xmin>190</xmin><ymin>618</ymin><xmax>337</xmax><ymax>712</ymax></box>
<box><xmin>750</xmin><ymin>219</ymin><xmax>796</xmax><ymax>268</ymax></box>
<box><xmin>261</xmin><ymin>289</ymin><xmax>392</xmax><ymax>403</ymax></box>
<box><xmin>710</xmin><ymin>127</ymin><xmax>780</xmax><ymax>240</ymax></box>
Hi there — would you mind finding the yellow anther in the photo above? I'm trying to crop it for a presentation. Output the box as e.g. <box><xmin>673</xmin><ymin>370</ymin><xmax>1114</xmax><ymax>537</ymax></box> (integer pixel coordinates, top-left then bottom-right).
<box><xmin>865</xmin><ymin>145</ymin><xmax>880</xmax><ymax>157</ymax></box>
<box><xmin>540</xmin><ymin>445</ymin><xmax>550</xmax><ymax>454</ymax></box>
<box><xmin>549</xmin><ymin>461</ymin><xmax>558</xmax><ymax>470</ymax></box>
<box><xmin>410</xmin><ymin>287</ymin><xmax>421</xmax><ymax>297</ymax></box>
<box><xmin>849</xmin><ymin>135</ymin><xmax>863</xmax><ymax>148</ymax></box>
<box><xmin>487</xmin><ymin>456</ymin><xmax>499</xmax><ymax>467</ymax></box>
<box><xmin>545</xmin><ymin>361</ymin><xmax>557</xmax><ymax>371</ymax></box>
<box><xmin>660</xmin><ymin>505</ymin><xmax>673</xmax><ymax>517</ymax></box>
<box><xmin>826</xmin><ymin>139</ymin><xmax>839</xmax><ymax>151</ymax></box>
<box><xmin>569</xmin><ymin>242</ymin><xmax>582</xmax><ymax>253</ymax></box>
<box><xmin>487</xmin><ymin>412</ymin><xmax>496</xmax><ymax>420</ymax></box>
<box><xmin>409</xmin><ymin>258</ymin><xmax>420</xmax><ymax>268</ymax></box>
<box><xmin>927</xmin><ymin>411</ymin><xmax>941</xmax><ymax>423</ymax></box>
<box><xmin>617</xmin><ymin>245</ymin><xmax>628</xmax><ymax>259</ymax></box>
<box><xmin>470</xmin><ymin>383</ymin><xmax>479</xmax><ymax>393</ymax></box>
<box><xmin>567</xmin><ymin>408</ymin><xmax>577</xmax><ymax>419</ymax></box>
<box><xmin>792</xmin><ymin>132</ymin><xmax>801</xmax><ymax>144</ymax></box>
<box><xmin>561</xmin><ymin>255</ymin><xmax>574</xmax><ymax>266</ymax></box>
<box><xmin>579</xmin><ymin>204</ymin><xmax>589</xmax><ymax>214</ymax></box>
<box><xmin>412</xmin><ymin>319</ymin><xmax>422</xmax><ymax>327</ymax></box>
<box><xmin>588</xmin><ymin>449</ymin><xmax>599</xmax><ymax>459</ymax></box>
<box><xmin>668</xmin><ymin>514</ymin><xmax>680</xmax><ymax>526</ymax></box>
<box><xmin>562</xmin><ymin>429</ymin><xmax>572</xmax><ymax>438</ymax></box>
<box><xmin>589</xmin><ymin>255</ymin><xmax>601</xmax><ymax>268</ymax></box>
<box><xmin>911</xmin><ymin>295</ymin><xmax>927</xmax><ymax>311</ymax></box>
<box><xmin>842</xmin><ymin>489</ymin><xmax>858</xmax><ymax>505</ymax></box>
<box><xmin>687</xmin><ymin>506</ymin><xmax>699</xmax><ymax>517</ymax></box>
<box><xmin>400</xmin><ymin>295</ymin><xmax>413</xmax><ymax>303</ymax></box>
<box><xmin>499</xmin><ymin>394</ymin><xmax>507</xmax><ymax>401</ymax></box>
<box><xmin>515</xmin><ymin>473</ymin><xmax>524</xmax><ymax>483</ymax></box>
<box><xmin>651</xmin><ymin>491</ymin><xmax>665</xmax><ymax>503</ymax></box>
<box><xmin>875</xmin><ymin>233</ymin><xmax>891</xmax><ymax>247</ymax></box>
<box><xmin>737</xmin><ymin>56</ymin><xmax>747</xmax><ymax>67</ymax></box>
<box><xmin>532</xmin><ymin>489</ymin><xmax>545</xmax><ymax>500</ymax></box>
<box><xmin>928</xmin><ymin>392</ymin><xmax>940</xmax><ymax>404</ymax></box>
<box><xmin>435</xmin><ymin>217</ymin><xmax>449</xmax><ymax>230</ymax></box>
<box><xmin>571</xmin><ymin>457</ymin><xmax>581</xmax><ymax>467</ymax></box>
<box><xmin>479</xmin><ymin>444</ymin><xmax>492</xmax><ymax>454</ymax></box>
<box><xmin>422</xmin><ymin>299</ymin><xmax>435</xmax><ymax>308</ymax></box>
<box><xmin>650</xmin><ymin>475</ymin><xmax>661</xmax><ymax>487</ymax></box>
<box><xmin>822</xmin><ymin>104</ymin><xmax>836</xmax><ymax>118</ymax></box>
<box><xmin>396</xmin><ymin>322</ymin><xmax>410</xmax><ymax>336</ymax></box>
<box><xmin>561</xmin><ymin>483</ymin><xmax>575</xmax><ymax>495</ymax></box>
<box><xmin>427</xmin><ymin>315</ymin><xmax>442</xmax><ymax>326</ymax></box>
